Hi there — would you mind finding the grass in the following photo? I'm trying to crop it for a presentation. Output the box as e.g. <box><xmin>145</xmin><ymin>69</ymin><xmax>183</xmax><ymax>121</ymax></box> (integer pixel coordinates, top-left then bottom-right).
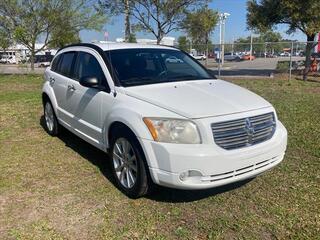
<box><xmin>0</xmin><ymin>74</ymin><xmax>319</xmax><ymax>239</ymax></box>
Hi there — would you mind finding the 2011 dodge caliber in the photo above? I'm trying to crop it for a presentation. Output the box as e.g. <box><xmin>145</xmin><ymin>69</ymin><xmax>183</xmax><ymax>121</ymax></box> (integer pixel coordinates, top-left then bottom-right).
<box><xmin>42</xmin><ymin>43</ymin><xmax>287</xmax><ymax>198</ymax></box>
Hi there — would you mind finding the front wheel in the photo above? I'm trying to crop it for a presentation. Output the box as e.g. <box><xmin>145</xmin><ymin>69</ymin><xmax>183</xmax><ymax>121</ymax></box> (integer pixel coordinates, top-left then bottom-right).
<box><xmin>110</xmin><ymin>129</ymin><xmax>150</xmax><ymax>198</ymax></box>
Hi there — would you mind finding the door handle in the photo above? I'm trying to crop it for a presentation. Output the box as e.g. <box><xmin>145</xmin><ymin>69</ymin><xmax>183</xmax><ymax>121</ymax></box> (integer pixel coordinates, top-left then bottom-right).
<box><xmin>49</xmin><ymin>77</ymin><xmax>55</xmax><ymax>84</ymax></box>
<box><xmin>67</xmin><ymin>85</ymin><xmax>76</xmax><ymax>91</ymax></box>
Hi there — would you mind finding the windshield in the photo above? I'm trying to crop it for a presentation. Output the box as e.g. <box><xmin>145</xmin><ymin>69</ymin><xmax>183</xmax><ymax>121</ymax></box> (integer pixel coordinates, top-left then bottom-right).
<box><xmin>106</xmin><ymin>48</ymin><xmax>213</xmax><ymax>87</ymax></box>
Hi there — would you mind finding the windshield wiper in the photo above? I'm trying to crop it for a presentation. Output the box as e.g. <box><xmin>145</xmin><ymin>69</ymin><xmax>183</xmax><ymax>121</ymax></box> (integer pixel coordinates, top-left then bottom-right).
<box><xmin>121</xmin><ymin>77</ymin><xmax>154</xmax><ymax>86</ymax></box>
<box><xmin>168</xmin><ymin>74</ymin><xmax>200</xmax><ymax>81</ymax></box>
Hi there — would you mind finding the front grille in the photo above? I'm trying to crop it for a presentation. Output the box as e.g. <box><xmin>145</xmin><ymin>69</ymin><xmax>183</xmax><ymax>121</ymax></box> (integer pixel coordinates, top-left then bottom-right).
<box><xmin>211</xmin><ymin>112</ymin><xmax>276</xmax><ymax>150</ymax></box>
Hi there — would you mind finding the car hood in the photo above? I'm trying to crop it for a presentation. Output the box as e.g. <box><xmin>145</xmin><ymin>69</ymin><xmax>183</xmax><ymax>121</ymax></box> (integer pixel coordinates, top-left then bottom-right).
<box><xmin>124</xmin><ymin>79</ymin><xmax>272</xmax><ymax>119</ymax></box>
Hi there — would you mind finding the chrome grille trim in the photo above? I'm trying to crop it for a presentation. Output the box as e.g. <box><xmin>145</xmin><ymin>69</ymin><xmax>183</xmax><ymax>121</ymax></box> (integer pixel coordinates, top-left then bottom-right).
<box><xmin>211</xmin><ymin>112</ymin><xmax>276</xmax><ymax>150</ymax></box>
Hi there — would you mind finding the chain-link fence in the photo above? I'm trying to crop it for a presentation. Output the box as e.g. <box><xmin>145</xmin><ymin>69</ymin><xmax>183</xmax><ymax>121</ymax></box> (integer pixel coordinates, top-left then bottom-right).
<box><xmin>175</xmin><ymin>41</ymin><xmax>320</xmax><ymax>80</ymax></box>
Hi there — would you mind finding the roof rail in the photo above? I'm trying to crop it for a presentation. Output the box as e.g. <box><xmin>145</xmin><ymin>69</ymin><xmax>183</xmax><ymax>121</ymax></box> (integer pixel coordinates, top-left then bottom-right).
<box><xmin>56</xmin><ymin>43</ymin><xmax>102</xmax><ymax>53</ymax></box>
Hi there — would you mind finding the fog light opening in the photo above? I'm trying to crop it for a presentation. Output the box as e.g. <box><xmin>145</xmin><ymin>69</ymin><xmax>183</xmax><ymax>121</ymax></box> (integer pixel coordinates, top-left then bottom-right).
<box><xmin>179</xmin><ymin>170</ymin><xmax>203</xmax><ymax>182</ymax></box>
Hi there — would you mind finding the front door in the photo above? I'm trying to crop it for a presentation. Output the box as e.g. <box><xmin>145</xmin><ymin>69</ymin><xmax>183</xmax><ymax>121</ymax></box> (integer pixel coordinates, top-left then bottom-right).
<box><xmin>65</xmin><ymin>51</ymin><xmax>114</xmax><ymax>147</ymax></box>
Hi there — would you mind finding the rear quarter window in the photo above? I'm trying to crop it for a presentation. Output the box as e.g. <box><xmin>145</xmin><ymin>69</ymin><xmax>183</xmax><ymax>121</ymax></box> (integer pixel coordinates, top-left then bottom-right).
<box><xmin>56</xmin><ymin>52</ymin><xmax>76</xmax><ymax>77</ymax></box>
<box><xmin>51</xmin><ymin>54</ymin><xmax>61</xmax><ymax>72</ymax></box>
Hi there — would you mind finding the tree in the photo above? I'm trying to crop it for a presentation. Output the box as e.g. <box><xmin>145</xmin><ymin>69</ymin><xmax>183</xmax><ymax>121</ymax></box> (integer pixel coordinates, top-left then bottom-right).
<box><xmin>181</xmin><ymin>6</ymin><xmax>218</xmax><ymax>64</ymax></box>
<box><xmin>128</xmin><ymin>33</ymin><xmax>137</xmax><ymax>43</ymax></box>
<box><xmin>234</xmin><ymin>31</ymin><xmax>284</xmax><ymax>55</ymax></box>
<box><xmin>99</xmin><ymin>0</ymin><xmax>132</xmax><ymax>42</ymax></box>
<box><xmin>132</xmin><ymin>0</ymin><xmax>209</xmax><ymax>44</ymax></box>
<box><xmin>247</xmin><ymin>0</ymin><xmax>320</xmax><ymax>80</ymax></box>
<box><xmin>100</xmin><ymin>0</ymin><xmax>207</xmax><ymax>44</ymax></box>
<box><xmin>0</xmin><ymin>0</ymin><xmax>106</xmax><ymax>70</ymax></box>
<box><xmin>260</xmin><ymin>31</ymin><xmax>283</xmax><ymax>54</ymax></box>
<box><xmin>0</xmin><ymin>29</ymin><xmax>12</xmax><ymax>55</ymax></box>
<box><xmin>177</xmin><ymin>36</ymin><xmax>190</xmax><ymax>52</ymax></box>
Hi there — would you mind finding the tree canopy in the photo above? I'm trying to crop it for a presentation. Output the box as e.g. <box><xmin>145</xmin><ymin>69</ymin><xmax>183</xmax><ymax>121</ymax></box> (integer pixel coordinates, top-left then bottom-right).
<box><xmin>181</xmin><ymin>6</ymin><xmax>218</xmax><ymax>47</ymax></box>
<box><xmin>0</xmin><ymin>29</ymin><xmax>12</xmax><ymax>52</ymax></box>
<box><xmin>177</xmin><ymin>36</ymin><xmax>190</xmax><ymax>52</ymax></box>
<box><xmin>234</xmin><ymin>31</ymin><xmax>284</xmax><ymax>54</ymax></box>
<box><xmin>100</xmin><ymin>0</ymin><xmax>207</xmax><ymax>44</ymax></box>
<box><xmin>247</xmin><ymin>0</ymin><xmax>320</xmax><ymax>80</ymax></box>
<box><xmin>0</xmin><ymin>0</ymin><xmax>106</xmax><ymax>69</ymax></box>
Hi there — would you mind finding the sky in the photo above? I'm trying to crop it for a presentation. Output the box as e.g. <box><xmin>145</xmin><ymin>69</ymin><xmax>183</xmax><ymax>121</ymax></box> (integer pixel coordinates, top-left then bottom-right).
<box><xmin>80</xmin><ymin>0</ymin><xmax>306</xmax><ymax>43</ymax></box>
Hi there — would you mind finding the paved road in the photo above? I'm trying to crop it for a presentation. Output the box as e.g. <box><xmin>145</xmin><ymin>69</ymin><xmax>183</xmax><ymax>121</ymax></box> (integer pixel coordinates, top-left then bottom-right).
<box><xmin>204</xmin><ymin>57</ymin><xmax>304</xmax><ymax>77</ymax></box>
<box><xmin>0</xmin><ymin>64</ymin><xmax>45</xmax><ymax>74</ymax></box>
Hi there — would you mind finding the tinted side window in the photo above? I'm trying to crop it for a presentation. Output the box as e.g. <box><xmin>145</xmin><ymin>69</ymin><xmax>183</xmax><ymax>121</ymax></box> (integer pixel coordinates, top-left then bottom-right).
<box><xmin>74</xmin><ymin>52</ymin><xmax>106</xmax><ymax>83</ymax></box>
<box><xmin>58</xmin><ymin>52</ymin><xmax>76</xmax><ymax>77</ymax></box>
<box><xmin>51</xmin><ymin>54</ymin><xmax>61</xmax><ymax>72</ymax></box>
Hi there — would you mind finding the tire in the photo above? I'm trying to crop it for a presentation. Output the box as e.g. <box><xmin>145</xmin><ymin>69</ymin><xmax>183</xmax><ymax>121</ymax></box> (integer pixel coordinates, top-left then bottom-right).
<box><xmin>110</xmin><ymin>128</ymin><xmax>150</xmax><ymax>198</ymax></box>
<box><xmin>43</xmin><ymin>100</ymin><xmax>59</xmax><ymax>136</ymax></box>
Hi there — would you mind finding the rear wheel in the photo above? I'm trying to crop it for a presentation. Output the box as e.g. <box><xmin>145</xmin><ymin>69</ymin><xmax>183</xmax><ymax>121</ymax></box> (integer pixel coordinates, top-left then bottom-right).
<box><xmin>110</xmin><ymin>128</ymin><xmax>150</xmax><ymax>198</ymax></box>
<box><xmin>43</xmin><ymin>100</ymin><xmax>59</xmax><ymax>136</ymax></box>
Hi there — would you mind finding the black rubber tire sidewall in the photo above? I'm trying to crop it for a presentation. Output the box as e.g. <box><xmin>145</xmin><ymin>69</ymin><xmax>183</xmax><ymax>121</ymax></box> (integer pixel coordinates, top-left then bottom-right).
<box><xmin>110</xmin><ymin>128</ymin><xmax>149</xmax><ymax>198</ymax></box>
<box><xmin>43</xmin><ymin>100</ymin><xmax>59</xmax><ymax>136</ymax></box>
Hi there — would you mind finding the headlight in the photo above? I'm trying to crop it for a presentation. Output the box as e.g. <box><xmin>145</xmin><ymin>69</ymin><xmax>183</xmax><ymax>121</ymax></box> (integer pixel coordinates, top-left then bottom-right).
<box><xmin>143</xmin><ymin>118</ymin><xmax>201</xmax><ymax>144</ymax></box>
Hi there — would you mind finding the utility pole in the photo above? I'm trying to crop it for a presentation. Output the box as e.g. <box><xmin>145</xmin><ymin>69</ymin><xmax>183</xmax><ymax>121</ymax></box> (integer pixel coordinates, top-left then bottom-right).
<box><xmin>218</xmin><ymin>18</ymin><xmax>222</xmax><ymax>77</ymax></box>
<box><xmin>250</xmin><ymin>33</ymin><xmax>253</xmax><ymax>61</ymax></box>
<box><xmin>289</xmin><ymin>41</ymin><xmax>294</xmax><ymax>81</ymax></box>
<box><xmin>222</xmin><ymin>19</ymin><xmax>225</xmax><ymax>64</ymax></box>
<box><xmin>232</xmin><ymin>37</ymin><xmax>234</xmax><ymax>55</ymax></box>
<box><xmin>218</xmin><ymin>13</ymin><xmax>230</xmax><ymax>76</ymax></box>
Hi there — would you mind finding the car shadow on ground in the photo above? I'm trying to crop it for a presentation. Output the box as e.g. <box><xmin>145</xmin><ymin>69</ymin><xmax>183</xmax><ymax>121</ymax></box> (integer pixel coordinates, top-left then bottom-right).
<box><xmin>40</xmin><ymin>116</ymin><xmax>253</xmax><ymax>203</ymax></box>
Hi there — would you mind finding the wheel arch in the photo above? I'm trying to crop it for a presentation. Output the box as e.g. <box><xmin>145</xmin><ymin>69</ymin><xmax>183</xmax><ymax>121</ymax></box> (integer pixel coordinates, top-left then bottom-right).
<box><xmin>42</xmin><ymin>80</ymin><xmax>59</xmax><ymax>116</ymax></box>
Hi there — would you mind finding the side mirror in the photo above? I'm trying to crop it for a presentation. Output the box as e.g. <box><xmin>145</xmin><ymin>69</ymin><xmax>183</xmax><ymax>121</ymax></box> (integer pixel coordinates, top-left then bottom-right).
<box><xmin>79</xmin><ymin>76</ymin><xmax>99</xmax><ymax>88</ymax></box>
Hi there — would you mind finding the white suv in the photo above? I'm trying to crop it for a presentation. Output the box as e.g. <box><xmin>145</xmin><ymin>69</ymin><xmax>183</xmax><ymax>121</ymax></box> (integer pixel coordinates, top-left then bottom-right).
<box><xmin>42</xmin><ymin>43</ymin><xmax>287</xmax><ymax>198</ymax></box>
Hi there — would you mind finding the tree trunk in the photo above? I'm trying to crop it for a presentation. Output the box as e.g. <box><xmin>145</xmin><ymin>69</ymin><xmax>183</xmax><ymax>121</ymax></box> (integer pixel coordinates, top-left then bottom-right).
<box><xmin>124</xmin><ymin>0</ymin><xmax>131</xmax><ymax>42</ymax></box>
<box><xmin>303</xmin><ymin>34</ymin><xmax>315</xmax><ymax>81</ymax></box>
<box><xmin>205</xmin><ymin>35</ymin><xmax>209</xmax><ymax>67</ymax></box>
<box><xmin>30</xmin><ymin>50</ymin><xmax>35</xmax><ymax>71</ymax></box>
<box><xmin>156</xmin><ymin>24</ymin><xmax>163</xmax><ymax>45</ymax></box>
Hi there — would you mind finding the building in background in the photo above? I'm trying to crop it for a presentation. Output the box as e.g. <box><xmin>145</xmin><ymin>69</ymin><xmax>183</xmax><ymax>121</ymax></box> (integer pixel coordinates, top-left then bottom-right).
<box><xmin>0</xmin><ymin>44</ymin><xmax>57</xmax><ymax>64</ymax></box>
<box><xmin>115</xmin><ymin>36</ymin><xmax>175</xmax><ymax>46</ymax></box>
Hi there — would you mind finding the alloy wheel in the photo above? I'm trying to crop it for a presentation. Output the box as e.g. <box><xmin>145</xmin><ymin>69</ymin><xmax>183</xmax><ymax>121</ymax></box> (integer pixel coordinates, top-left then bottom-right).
<box><xmin>44</xmin><ymin>102</ymin><xmax>54</xmax><ymax>132</ymax></box>
<box><xmin>112</xmin><ymin>138</ymin><xmax>138</xmax><ymax>189</ymax></box>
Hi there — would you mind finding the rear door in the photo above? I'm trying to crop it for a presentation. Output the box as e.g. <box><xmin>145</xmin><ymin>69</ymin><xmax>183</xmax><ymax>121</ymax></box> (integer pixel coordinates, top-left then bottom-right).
<box><xmin>48</xmin><ymin>51</ymin><xmax>77</xmax><ymax>125</ymax></box>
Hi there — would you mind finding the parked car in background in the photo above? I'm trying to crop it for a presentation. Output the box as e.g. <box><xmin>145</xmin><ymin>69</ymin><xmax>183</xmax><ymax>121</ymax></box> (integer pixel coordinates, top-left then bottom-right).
<box><xmin>311</xmin><ymin>52</ymin><xmax>320</xmax><ymax>60</ymax></box>
<box><xmin>0</xmin><ymin>55</ymin><xmax>16</xmax><ymax>64</ymax></box>
<box><xmin>35</xmin><ymin>54</ymin><xmax>54</xmax><ymax>67</ymax></box>
<box><xmin>165</xmin><ymin>56</ymin><xmax>183</xmax><ymax>63</ymax></box>
<box><xmin>221</xmin><ymin>52</ymin><xmax>241</xmax><ymax>62</ymax></box>
<box><xmin>241</xmin><ymin>54</ymin><xmax>256</xmax><ymax>61</ymax></box>
<box><xmin>266</xmin><ymin>53</ymin><xmax>278</xmax><ymax>58</ymax></box>
<box><xmin>208</xmin><ymin>53</ymin><xmax>216</xmax><ymax>59</ymax></box>
<box><xmin>192</xmin><ymin>54</ymin><xmax>206</xmax><ymax>61</ymax></box>
<box><xmin>42</xmin><ymin>43</ymin><xmax>287</xmax><ymax>198</ymax></box>
<box><xmin>280</xmin><ymin>52</ymin><xmax>291</xmax><ymax>57</ymax></box>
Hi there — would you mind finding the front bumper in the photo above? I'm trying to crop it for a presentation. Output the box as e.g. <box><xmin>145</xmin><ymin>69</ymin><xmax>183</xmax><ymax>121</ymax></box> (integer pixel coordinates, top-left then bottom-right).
<box><xmin>140</xmin><ymin>120</ymin><xmax>287</xmax><ymax>190</ymax></box>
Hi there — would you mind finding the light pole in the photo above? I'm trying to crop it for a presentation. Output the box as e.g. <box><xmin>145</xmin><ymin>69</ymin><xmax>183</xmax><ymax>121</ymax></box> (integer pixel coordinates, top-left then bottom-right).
<box><xmin>219</xmin><ymin>12</ymin><xmax>230</xmax><ymax>65</ymax></box>
<box><xmin>249</xmin><ymin>33</ymin><xmax>253</xmax><ymax>61</ymax></box>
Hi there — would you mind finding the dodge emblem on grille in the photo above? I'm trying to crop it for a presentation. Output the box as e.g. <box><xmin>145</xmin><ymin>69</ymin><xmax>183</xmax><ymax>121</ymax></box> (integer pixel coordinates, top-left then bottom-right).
<box><xmin>245</xmin><ymin>118</ymin><xmax>255</xmax><ymax>143</ymax></box>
